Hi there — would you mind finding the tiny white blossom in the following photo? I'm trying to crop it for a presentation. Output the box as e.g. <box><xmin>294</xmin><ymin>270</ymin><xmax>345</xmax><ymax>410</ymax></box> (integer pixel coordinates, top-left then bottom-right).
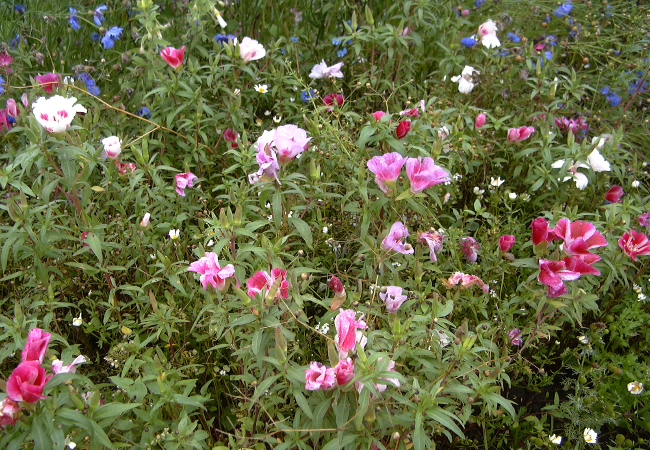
<box><xmin>578</xmin><ymin>335</ymin><xmax>589</xmax><ymax>344</ymax></box>
<box><xmin>233</xmin><ymin>88</ymin><xmax>241</xmax><ymax>96</ymax></box>
<box><xmin>490</xmin><ymin>177</ymin><xmax>504</xmax><ymax>187</ymax></box>
<box><xmin>207</xmin><ymin>239</ymin><xmax>214</xmax><ymax>247</ymax></box>
<box><xmin>72</xmin><ymin>314</ymin><xmax>83</xmax><ymax>327</ymax></box>
<box><xmin>219</xmin><ymin>369</ymin><xmax>226</xmax><ymax>375</ymax></box>
<box><xmin>583</xmin><ymin>428</ymin><xmax>598</xmax><ymax>444</ymax></box>
<box><xmin>273</xmin><ymin>115</ymin><xmax>281</xmax><ymax>123</ymax></box>
<box><xmin>473</xmin><ymin>186</ymin><xmax>485</xmax><ymax>196</ymax></box>
<box><xmin>323</xmin><ymin>226</ymin><xmax>328</xmax><ymax>234</ymax></box>
<box><xmin>320</xmin><ymin>323</ymin><xmax>330</xmax><ymax>334</ymax></box>
<box><xmin>639</xmin><ymin>293</ymin><xmax>647</xmax><ymax>301</ymax></box>
<box><xmin>169</xmin><ymin>229</ymin><xmax>180</xmax><ymax>240</ymax></box>
<box><xmin>549</xmin><ymin>434</ymin><xmax>562</xmax><ymax>445</ymax></box>
<box><xmin>254</xmin><ymin>84</ymin><xmax>269</xmax><ymax>94</ymax></box>
<box><xmin>632</xmin><ymin>180</ymin><xmax>640</xmax><ymax>188</ymax></box>
<box><xmin>264</xmin><ymin>110</ymin><xmax>271</xmax><ymax>116</ymax></box>
<box><xmin>627</xmin><ymin>381</ymin><xmax>644</xmax><ymax>395</ymax></box>
<box><xmin>509</xmin><ymin>192</ymin><xmax>518</xmax><ymax>199</ymax></box>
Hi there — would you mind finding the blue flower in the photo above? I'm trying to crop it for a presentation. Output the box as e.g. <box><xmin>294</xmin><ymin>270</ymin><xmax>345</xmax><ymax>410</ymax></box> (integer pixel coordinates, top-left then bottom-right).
<box><xmin>474</xmin><ymin>0</ymin><xmax>485</xmax><ymax>6</ymax></box>
<box><xmin>300</xmin><ymin>89</ymin><xmax>316</xmax><ymax>102</ymax></box>
<box><xmin>0</xmin><ymin>75</ymin><xmax>4</xmax><ymax>94</ymax></box>
<box><xmin>461</xmin><ymin>37</ymin><xmax>477</xmax><ymax>48</ymax></box>
<box><xmin>281</xmin><ymin>48</ymin><xmax>286</xmax><ymax>54</ymax></box>
<box><xmin>337</xmin><ymin>48</ymin><xmax>347</xmax><ymax>57</ymax></box>
<box><xmin>600</xmin><ymin>86</ymin><xmax>610</xmax><ymax>95</ymax></box>
<box><xmin>138</xmin><ymin>107</ymin><xmax>151</xmax><ymax>119</ymax></box>
<box><xmin>545</xmin><ymin>51</ymin><xmax>553</xmax><ymax>61</ymax></box>
<box><xmin>14</xmin><ymin>4</ymin><xmax>26</xmax><ymax>14</ymax></box>
<box><xmin>69</xmin><ymin>7</ymin><xmax>81</xmax><ymax>30</ymax></box>
<box><xmin>606</xmin><ymin>92</ymin><xmax>621</xmax><ymax>107</ymax></box>
<box><xmin>332</xmin><ymin>38</ymin><xmax>342</xmax><ymax>45</ymax></box>
<box><xmin>93</xmin><ymin>5</ymin><xmax>108</xmax><ymax>26</ymax></box>
<box><xmin>553</xmin><ymin>3</ymin><xmax>573</xmax><ymax>17</ymax></box>
<box><xmin>101</xmin><ymin>26</ymin><xmax>123</xmax><ymax>49</ymax></box>
<box><xmin>214</xmin><ymin>34</ymin><xmax>237</xmax><ymax>46</ymax></box>
<box><xmin>545</xmin><ymin>14</ymin><xmax>551</xmax><ymax>23</ymax></box>
<box><xmin>628</xmin><ymin>78</ymin><xmax>648</xmax><ymax>95</ymax></box>
<box><xmin>507</xmin><ymin>32</ymin><xmax>521</xmax><ymax>43</ymax></box>
<box><xmin>7</xmin><ymin>115</ymin><xmax>15</xmax><ymax>125</ymax></box>
<box><xmin>91</xmin><ymin>32</ymin><xmax>101</xmax><ymax>42</ymax></box>
<box><xmin>78</xmin><ymin>72</ymin><xmax>100</xmax><ymax>96</ymax></box>
<box><xmin>290</xmin><ymin>36</ymin><xmax>298</xmax><ymax>43</ymax></box>
<box><xmin>545</xmin><ymin>35</ymin><xmax>558</xmax><ymax>46</ymax></box>
<box><xmin>9</xmin><ymin>34</ymin><xmax>21</xmax><ymax>49</ymax></box>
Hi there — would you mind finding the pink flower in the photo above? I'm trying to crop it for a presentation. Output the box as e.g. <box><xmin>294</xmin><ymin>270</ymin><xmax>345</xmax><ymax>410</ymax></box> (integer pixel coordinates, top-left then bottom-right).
<box><xmin>418</xmin><ymin>230</ymin><xmax>444</xmax><ymax>262</ymax></box>
<box><xmin>395</xmin><ymin>120</ymin><xmax>411</xmax><ymax>139</ymax></box>
<box><xmin>537</xmin><ymin>259</ymin><xmax>581</xmax><ymax>297</ymax></box>
<box><xmin>605</xmin><ymin>185</ymin><xmax>624</xmax><ymax>203</ymax></box>
<box><xmin>372</xmin><ymin>359</ymin><xmax>400</xmax><ymax>393</ymax></box>
<box><xmin>475</xmin><ymin>113</ymin><xmax>486</xmax><ymax>129</ymax></box>
<box><xmin>51</xmin><ymin>355</ymin><xmax>87</xmax><ymax>374</ymax></box>
<box><xmin>32</xmin><ymin>95</ymin><xmax>86</xmax><ymax>133</ymax></box>
<box><xmin>21</xmin><ymin>93</ymin><xmax>29</xmax><ymax>108</ymax></box>
<box><xmin>638</xmin><ymin>213</ymin><xmax>650</xmax><ymax>227</ymax></box>
<box><xmin>477</xmin><ymin>19</ymin><xmax>500</xmax><ymax>48</ymax></box>
<box><xmin>34</xmin><ymin>73</ymin><xmax>62</xmax><ymax>92</ymax></box>
<box><xmin>304</xmin><ymin>362</ymin><xmax>336</xmax><ymax>390</ymax></box>
<box><xmin>507</xmin><ymin>126</ymin><xmax>534</xmax><ymax>142</ymax></box>
<box><xmin>366</xmin><ymin>152</ymin><xmax>406</xmax><ymax>194</ymax></box>
<box><xmin>273</xmin><ymin>124</ymin><xmax>311</xmax><ymax>164</ymax></box>
<box><xmin>251</xmin><ymin>146</ymin><xmax>280</xmax><ymax>184</ymax></box>
<box><xmin>239</xmin><ymin>37</ymin><xmax>266</xmax><ymax>62</ymax></box>
<box><xmin>223</xmin><ymin>128</ymin><xmax>239</xmax><ymax>148</ymax></box>
<box><xmin>328</xmin><ymin>276</ymin><xmax>345</xmax><ymax>296</ymax></box>
<box><xmin>531</xmin><ymin>218</ymin><xmax>552</xmax><ymax>245</ymax></box>
<box><xmin>555</xmin><ymin>116</ymin><xmax>588</xmax><ymax>135</ymax></box>
<box><xmin>618</xmin><ymin>230</ymin><xmax>650</xmax><ymax>262</ymax></box>
<box><xmin>508</xmin><ymin>329</ymin><xmax>522</xmax><ymax>346</ymax></box>
<box><xmin>371</xmin><ymin>111</ymin><xmax>386</xmax><ymax>121</ymax></box>
<box><xmin>0</xmin><ymin>398</ymin><xmax>20</xmax><ymax>427</ymax></box>
<box><xmin>334</xmin><ymin>309</ymin><xmax>367</xmax><ymax>355</ymax></box>
<box><xmin>115</xmin><ymin>160</ymin><xmax>136</xmax><ymax>175</ymax></box>
<box><xmin>380</xmin><ymin>286</ymin><xmax>408</xmax><ymax>313</ymax></box>
<box><xmin>441</xmin><ymin>272</ymin><xmax>489</xmax><ymax>294</ymax></box>
<box><xmin>188</xmin><ymin>252</ymin><xmax>235</xmax><ymax>292</ymax></box>
<box><xmin>399</xmin><ymin>107</ymin><xmax>419</xmax><ymax>117</ymax></box>
<box><xmin>552</xmin><ymin>219</ymin><xmax>607</xmax><ymax>264</ymax></box>
<box><xmin>405</xmin><ymin>157</ymin><xmax>450</xmax><ymax>194</ymax></box>
<box><xmin>460</xmin><ymin>237</ymin><xmax>480</xmax><ymax>263</ymax></box>
<box><xmin>381</xmin><ymin>222</ymin><xmax>414</xmax><ymax>254</ymax></box>
<box><xmin>0</xmin><ymin>110</ymin><xmax>10</xmax><ymax>133</ymax></box>
<box><xmin>499</xmin><ymin>235</ymin><xmax>515</xmax><ymax>252</ymax></box>
<box><xmin>0</xmin><ymin>51</ymin><xmax>13</xmax><ymax>68</ymax></box>
<box><xmin>21</xmin><ymin>328</ymin><xmax>51</xmax><ymax>363</ymax></box>
<box><xmin>6</xmin><ymin>361</ymin><xmax>53</xmax><ymax>403</ymax></box>
<box><xmin>323</xmin><ymin>93</ymin><xmax>344</xmax><ymax>107</ymax></box>
<box><xmin>175</xmin><ymin>172</ymin><xmax>198</xmax><ymax>196</ymax></box>
<box><xmin>246</xmin><ymin>268</ymin><xmax>289</xmax><ymax>300</ymax></box>
<box><xmin>334</xmin><ymin>358</ymin><xmax>355</xmax><ymax>386</ymax></box>
<box><xmin>563</xmin><ymin>256</ymin><xmax>600</xmax><ymax>276</ymax></box>
<box><xmin>309</xmin><ymin>60</ymin><xmax>344</xmax><ymax>79</ymax></box>
<box><xmin>6</xmin><ymin>98</ymin><xmax>19</xmax><ymax>119</ymax></box>
<box><xmin>160</xmin><ymin>46</ymin><xmax>185</xmax><ymax>69</ymax></box>
<box><xmin>140</xmin><ymin>212</ymin><xmax>151</xmax><ymax>228</ymax></box>
<box><xmin>102</xmin><ymin>136</ymin><xmax>122</xmax><ymax>159</ymax></box>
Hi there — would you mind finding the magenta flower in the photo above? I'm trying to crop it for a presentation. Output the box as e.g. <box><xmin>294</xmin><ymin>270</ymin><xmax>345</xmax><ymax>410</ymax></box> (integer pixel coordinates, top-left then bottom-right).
<box><xmin>304</xmin><ymin>362</ymin><xmax>336</xmax><ymax>390</ymax></box>
<box><xmin>618</xmin><ymin>230</ymin><xmax>650</xmax><ymax>262</ymax></box>
<box><xmin>460</xmin><ymin>237</ymin><xmax>480</xmax><ymax>263</ymax></box>
<box><xmin>475</xmin><ymin>113</ymin><xmax>486</xmax><ymax>129</ymax></box>
<box><xmin>499</xmin><ymin>235</ymin><xmax>515</xmax><ymax>252</ymax></box>
<box><xmin>160</xmin><ymin>46</ymin><xmax>185</xmax><ymax>69</ymax></box>
<box><xmin>188</xmin><ymin>252</ymin><xmax>235</xmax><ymax>292</ymax></box>
<box><xmin>246</xmin><ymin>268</ymin><xmax>289</xmax><ymax>300</ymax></box>
<box><xmin>334</xmin><ymin>309</ymin><xmax>367</xmax><ymax>356</ymax></box>
<box><xmin>441</xmin><ymin>272</ymin><xmax>489</xmax><ymax>294</ymax></box>
<box><xmin>638</xmin><ymin>213</ymin><xmax>650</xmax><ymax>227</ymax></box>
<box><xmin>34</xmin><ymin>73</ymin><xmax>61</xmax><ymax>93</ymax></box>
<box><xmin>328</xmin><ymin>275</ymin><xmax>345</xmax><ymax>296</ymax></box>
<box><xmin>366</xmin><ymin>152</ymin><xmax>406</xmax><ymax>194</ymax></box>
<box><xmin>379</xmin><ymin>286</ymin><xmax>408</xmax><ymax>313</ymax></box>
<box><xmin>371</xmin><ymin>111</ymin><xmax>386</xmax><ymax>121</ymax></box>
<box><xmin>604</xmin><ymin>185</ymin><xmax>624</xmax><ymax>203</ymax></box>
<box><xmin>507</xmin><ymin>126</ymin><xmax>534</xmax><ymax>142</ymax></box>
<box><xmin>418</xmin><ymin>230</ymin><xmax>444</xmax><ymax>262</ymax></box>
<box><xmin>251</xmin><ymin>146</ymin><xmax>280</xmax><ymax>184</ymax></box>
<box><xmin>334</xmin><ymin>358</ymin><xmax>355</xmax><ymax>386</ymax></box>
<box><xmin>381</xmin><ymin>222</ymin><xmax>414</xmax><ymax>254</ymax></box>
<box><xmin>6</xmin><ymin>361</ymin><xmax>52</xmax><ymax>403</ymax></box>
<box><xmin>508</xmin><ymin>329</ymin><xmax>522</xmax><ymax>346</ymax></box>
<box><xmin>537</xmin><ymin>259</ymin><xmax>581</xmax><ymax>297</ymax></box>
<box><xmin>551</xmin><ymin>218</ymin><xmax>607</xmax><ymax>264</ymax></box>
<box><xmin>175</xmin><ymin>172</ymin><xmax>198</xmax><ymax>196</ymax></box>
<box><xmin>21</xmin><ymin>328</ymin><xmax>51</xmax><ymax>364</ymax></box>
<box><xmin>272</xmin><ymin>124</ymin><xmax>312</xmax><ymax>164</ymax></box>
<box><xmin>405</xmin><ymin>157</ymin><xmax>450</xmax><ymax>194</ymax></box>
<box><xmin>531</xmin><ymin>218</ymin><xmax>552</xmax><ymax>245</ymax></box>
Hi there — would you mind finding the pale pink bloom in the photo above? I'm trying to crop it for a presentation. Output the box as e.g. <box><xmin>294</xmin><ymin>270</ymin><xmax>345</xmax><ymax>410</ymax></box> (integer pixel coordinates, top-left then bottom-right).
<box><xmin>475</xmin><ymin>113</ymin><xmax>486</xmax><ymax>129</ymax></box>
<box><xmin>252</xmin><ymin>146</ymin><xmax>280</xmax><ymax>183</ymax></box>
<box><xmin>460</xmin><ymin>237</ymin><xmax>480</xmax><ymax>263</ymax></box>
<box><xmin>115</xmin><ymin>160</ymin><xmax>136</xmax><ymax>175</ymax></box>
<box><xmin>101</xmin><ymin>136</ymin><xmax>122</xmax><ymax>159</ymax></box>
<box><xmin>140</xmin><ymin>213</ymin><xmax>151</xmax><ymax>228</ymax></box>
<box><xmin>366</xmin><ymin>152</ymin><xmax>406</xmax><ymax>194</ymax></box>
<box><xmin>508</xmin><ymin>329</ymin><xmax>522</xmax><ymax>346</ymax></box>
<box><xmin>304</xmin><ymin>362</ymin><xmax>336</xmax><ymax>390</ymax></box>
<box><xmin>405</xmin><ymin>157</ymin><xmax>449</xmax><ymax>194</ymax></box>
<box><xmin>272</xmin><ymin>124</ymin><xmax>311</xmax><ymax>164</ymax></box>
<box><xmin>160</xmin><ymin>46</ymin><xmax>185</xmax><ymax>69</ymax></box>
<box><xmin>246</xmin><ymin>268</ymin><xmax>289</xmax><ymax>299</ymax></box>
<box><xmin>239</xmin><ymin>37</ymin><xmax>266</xmax><ymax>62</ymax></box>
<box><xmin>22</xmin><ymin>328</ymin><xmax>51</xmax><ymax>363</ymax></box>
<box><xmin>551</xmin><ymin>218</ymin><xmax>607</xmax><ymax>264</ymax></box>
<box><xmin>0</xmin><ymin>398</ymin><xmax>20</xmax><ymax>427</ymax></box>
<box><xmin>188</xmin><ymin>252</ymin><xmax>235</xmax><ymax>291</ymax></box>
<box><xmin>381</xmin><ymin>222</ymin><xmax>414</xmax><ymax>254</ymax></box>
<box><xmin>51</xmin><ymin>355</ymin><xmax>87</xmax><ymax>374</ymax></box>
<box><xmin>441</xmin><ymin>272</ymin><xmax>489</xmax><ymax>294</ymax></box>
<box><xmin>32</xmin><ymin>95</ymin><xmax>86</xmax><ymax>133</ymax></box>
<box><xmin>418</xmin><ymin>231</ymin><xmax>444</xmax><ymax>262</ymax></box>
<box><xmin>507</xmin><ymin>126</ymin><xmax>534</xmax><ymax>142</ymax></box>
<box><xmin>334</xmin><ymin>358</ymin><xmax>355</xmax><ymax>385</ymax></box>
<box><xmin>175</xmin><ymin>172</ymin><xmax>198</xmax><ymax>196</ymax></box>
<box><xmin>6</xmin><ymin>98</ymin><xmax>19</xmax><ymax>118</ymax></box>
<box><xmin>537</xmin><ymin>259</ymin><xmax>581</xmax><ymax>297</ymax></box>
<box><xmin>309</xmin><ymin>60</ymin><xmax>344</xmax><ymax>79</ymax></box>
<box><xmin>255</xmin><ymin>129</ymin><xmax>277</xmax><ymax>152</ymax></box>
<box><xmin>334</xmin><ymin>309</ymin><xmax>367</xmax><ymax>355</ymax></box>
<box><xmin>21</xmin><ymin>93</ymin><xmax>29</xmax><ymax>108</ymax></box>
<box><xmin>379</xmin><ymin>286</ymin><xmax>408</xmax><ymax>313</ymax></box>
<box><xmin>478</xmin><ymin>19</ymin><xmax>500</xmax><ymax>48</ymax></box>
<box><xmin>397</xmin><ymin>27</ymin><xmax>410</xmax><ymax>36</ymax></box>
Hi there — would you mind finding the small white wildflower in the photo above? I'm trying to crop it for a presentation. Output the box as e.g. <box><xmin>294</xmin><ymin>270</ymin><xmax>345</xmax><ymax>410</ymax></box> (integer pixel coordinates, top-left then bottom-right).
<box><xmin>633</xmin><ymin>284</ymin><xmax>642</xmax><ymax>292</ymax></box>
<box><xmin>219</xmin><ymin>370</ymin><xmax>226</xmax><ymax>375</ymax></box>
<box><xmin>273</xmin><ymin>115</ymin><xmax>281</xmax><ymax>123</ymax></box>
<box><xmin>264</xmin><ymin>110</ymin><xmax>271</xmax><ymax>116</ymax></box>
<box><xmin>632</xmin><ymin>180</ymin><xmax>640</xmax><ymax>188</ymax></box>
<box><xmin>290</xmin><ymin>97</ymin><xmax>295</xmax><ymax>102</ymax></box>
<box><xmin>639</xmin><ymin>293</ymin><xmax>647</xmax><ymax>301</ymax></box>
<box><xmin>549</xmin><ymin>434</ymin><xmax>562</xmax><ymax>445</ymax></box>
<box><xmin>323</xmin><ymin>226</ymin><xmax>328</xmax><ymax>234</ymax></box>
<box><xmin>392</xmin><ymin>262</ymin><xmax>401</xmax><ymax>267</ymax></box>
<box><xmin>267</xmin><ymin>215</ymin><xmax>273</xmax><ymax>221</ymax></box>
<box><xmin>509</xmin><ymin>192</ymin><xmax>518</xmax><ymax>199</ymax></box>
<box><xmin>207</xmin><ymin>239</ymin><xmax>214</xmax><ymax>247</ymax></box>
<box><xmin>320</xmin><ymin>323</ymin><xmax>330</xmax><ymax>334</ymax></box>
<box><xmin>169</xmin><ymin>229</ymin><xmax>180</xmax><ymax>240</ymax></box>
<box><xmin>434</xmin><ymin>329</ymin><xmax>451</xmax><ymax>347</ymax></box>
<box><xmin>521</xmin><ymin>193</ymin><xmax>531</xmax><ymax>202</ymax></box>
<box><xmin>65</xmin><ymin>436</ymin><xmax>77</xmax><ymax>449</ymax></box>
<box><xmin>288</xmin><ymin>211</ymin><xmax>294</xmax><ymax>218</ymax></box>
<box><xmin>473</xmin><ymin>186</ymin><xmax>485</xmax><ymax>196</ymax></box>
<box><xmin>72</xmin><ymin>314</ymin><xmax>83</xmax><ymax>327</ymax></box>
<box><xmin>254</xmin><ymin>84</ymin><xmax>268</xmax><ymax>94</ymax></box>
<box><xmin>150</xmin><ymin>254</ymin><xmax>156</xmax><ymax>260</ymax></box>
<box><xmin>627</xmin><ymin>381</ymin><xmax>644</xmax><ymax>395</ymax></box>
<box><xmin>583</xmin><ymin>428</ymin><xmax>598</xmax><ymax>444</ymax></box>
<box><xmin>578</xmin><ymin>335</ymin><xmax>589</xmax><ymax>344</ymax></box>
<box><xmin>233</xmin><ymin>88</ymin><xmax>241</xmax><ymax>96</ymax></box>
<box><xmin>490</xmin><ymin>176</ymin><xmax>504</xmax><ymax>187</ymax></box>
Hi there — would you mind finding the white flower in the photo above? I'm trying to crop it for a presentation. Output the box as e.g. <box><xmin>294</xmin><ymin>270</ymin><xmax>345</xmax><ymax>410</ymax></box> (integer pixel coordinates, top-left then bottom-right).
<box><xmin>72</xmin><ymin>314</ymin><xmax>83</xmax><ymax>327</ymax></box>
<box><xmin>478</xmin><ymin>19</ymin><xmax>501</xmax><ymax>48</ymax></box>
<box><xmin>583</xmin><ymin>428</ymin><xmax>598</xmax><ymax>444</ymax></box>
<box><xmin>207</xmin><ymin>239</ymin><xmax>214</xmax><ymax>247</ymax></box>
<box><xmin>309</xmin><ymin>60</ymin><xmax>344</xmax><ymax>79</ymax></box>
<box><xmin>273</xmin><ymin>115</ymin><xmax>281</xmax><ymax>123</ymax></box>
<box><xmin>473</xmin><ymin>186</ymin><xmax>485</xmax><ymax>196</ymax></box>
<box><xmin>264</xmin><ymin>110</ymin><xmax>271</xmax><ymax>116</ymax></box>
<box><xmin>438</xmin><ymin>125</ymin><xmax>450</xmax><ymax>140</ymax></box>
<box><xmin>233</xmin><ymin>88</ymin><xmax>241</xmax><ymax>96</ymax></box>
<box><xmin>169</xmin><ymin>229</ymin><xmax>180</xmax><ymax>240</ymax></box>
<box><xmin>239</xmin><ymin>37</ymin><xmax>266</xmax><ymax>62</ymax></box>
<box><xmin>254</xmin><ymin>84</ymin><xmax>268</xmax><ymax>94</ymax></box>
<box><xmin>586</xmin><ymin>149</ymin><xmax>611</xmax><ymax>172</ymax></box>
<box><xmin>213</xmin><ymin>8</ymin><xmax>227</xmax><ymax>28</ymax></box>
<box><xmin>551</xmin><ymin>160</ymin><xmax>590</xmax><ymax>189</ymax></box>
<box><xmin>509</xmin><ymin>192</ymin><xmax>518</xmax><ymax>199</ymax></box>
<box><xmin>451</xmin><ymin>66</ymin><xmax>480</xmax><ymax>94</ymax></box>
<box><xmin>323</xmin><ymin>226</ymin><xmax>328</xmax><ymax>234</ymax></box>
<box><xmin>632</xmin><ymin>180</ymin><xmax>640</xmax><ymax>188</ymax></box>
<box><xmin>140</xmin><ymin>212</ymin><xmax>151</xmax><ymax>228</ymax></box>
<box><xmin>434</xmin><ymin>329</ymin><xmax>451</xmax><ymax>347</ymax></box>
<box><xmin>549</xmin><ymin>434</ymin><xmax>562</xmax><ymax>445</ymax></box>
<box><xmin>627</xmin><ymin>381</ymin><xmax>644</xmax><ymax>395</ymax></box>
<box><xmin>102</xmin><ymin>136</ymin><xmax>122</xmax><ymax>159</ymax></box>
<box><xmin>32</xmin><ymin>95</ymin><xmax>87</xmax><ymax>133</ymax></box>
<box><xmin>578</xmin><ymin>335</ymin><xmax>589</xmax><ymax>344</ymax></box>
<box><xmin>65</xmin><ymin>436</ymin><xmax>77</xmax><ymax>449</ymax></box>
<box><xmin>490</xmin><ymin>176</ymin><xmax>504</xmax><ymax>187</ymax></box>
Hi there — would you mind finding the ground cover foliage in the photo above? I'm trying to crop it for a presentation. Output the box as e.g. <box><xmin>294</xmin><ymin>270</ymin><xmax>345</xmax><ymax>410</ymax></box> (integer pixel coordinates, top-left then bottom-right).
<box><xmin>0</xmin><ymin>0</ymin><xmax>650</xmax><ymax>448</ymax></box>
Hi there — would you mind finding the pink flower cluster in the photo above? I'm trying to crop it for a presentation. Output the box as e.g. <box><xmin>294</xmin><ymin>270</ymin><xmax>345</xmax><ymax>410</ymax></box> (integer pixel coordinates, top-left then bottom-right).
<box><xmin>249</xmin><ymin>125</ymin><xmax>311</xmax><ymax>184</ymax></box>
<box><xmin>175</xmin><ymin>172</ymin><xmax>198</xmax><ymax>196</ymax></box>
<box><xmin>379</xmin><ymin>286</ymin><xmax>408</xmax><ymax>313</ymax></box>
<box><xmin>460</xmin><ymin>237</ymin><xmax>480</xmax><ymax>263</ymax></box>
<box><xmin>441</xmin><ymin>272</ymin><xmax>489</xmax><ymax>294</ymax></box>
<box><xmin>187</xmin><ymin>252</ymin><xmax>235</xmax><ymax>292</ymax></box>
<box><xmin>532</xmin><ymin>218</ymin><xmax>607</xmax><ymax>297</ymax></box>
<box><xmin>366</xmin><ymin>152</ymin><xmax>449</xmax><ymax>195</ymax></box>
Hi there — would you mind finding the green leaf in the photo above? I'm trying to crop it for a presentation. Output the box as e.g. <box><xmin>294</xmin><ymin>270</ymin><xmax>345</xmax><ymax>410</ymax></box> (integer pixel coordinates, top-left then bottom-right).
<box><xmin>84</xmin><ymin>232</ymin><xmax>103</xmax><ymax>265</ymax></box>
<box><xmin>288</xmin><ymin>217</ymin><xmax>313</xmax><ymax>249</ymax></box>
<box><xmin>93</xmin><ymin>403</ymin><xmax>142</xmax><ymax>421</ymax></box>
<box><xmin>292</xmin><ymin>389</ymin><xmax>313</xmax><ymax>420</ymax></box>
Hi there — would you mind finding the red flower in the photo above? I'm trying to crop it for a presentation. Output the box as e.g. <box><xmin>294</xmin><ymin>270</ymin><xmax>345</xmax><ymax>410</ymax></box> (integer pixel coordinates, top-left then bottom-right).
<box><xmin>160</xmin><ymin>46</ymin><xmax>186</xmax><ymax>69</ymax></box>
<box><xmin>499</xmin><ymin>235</ymin><xmax>515</xmax><ymax>252</ymax></box>
<box><xmin>6</xmin><ymin>361</ymin><xmax>53</xmax><ymax>403</ymax></box>
<box><xmin>395</xmin><ymin>120</ymin><xmax>411</xmax><ymax>139</ymax></box>
<box><xmin>604</xmin><ymin>185</ymin><xmax>624</xmax><ymax>203</ymax></box>
<box><xmin>323</xmin><ymin>93</ymin><xmax>344</xmax><ymax>107</ymax></box>
<box><xmin>552</xmin><ymin>218</ymin><xmax>607</xmax><ymax>264</ymax></box>
<box><xmin>223</xmin><ymin>128</ymin><xmax>239</xmax><ymax>148</ymax></box>
<box><xmin>537</xmin><ymin>259</ymin><xmax>581</xmax><ymax>297</ymax></box>
<box><xmin>531</xmin><ymin>218</ymin><xmax>551</xmax><ymax>245</ymax></box>
<box><xmin>327</xmin><ymin>276</ymin><xmax>345</xmax><ymax>296</ymax></box>
<box><xmin>618</xmin><ymin>230</ymin><xmax>650</xmax><ymax>261</ymax></box>
<box><xmin>34</xmin><ymin>73</ymin><xmax>61</xmax><ymax>93</ymax></box>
